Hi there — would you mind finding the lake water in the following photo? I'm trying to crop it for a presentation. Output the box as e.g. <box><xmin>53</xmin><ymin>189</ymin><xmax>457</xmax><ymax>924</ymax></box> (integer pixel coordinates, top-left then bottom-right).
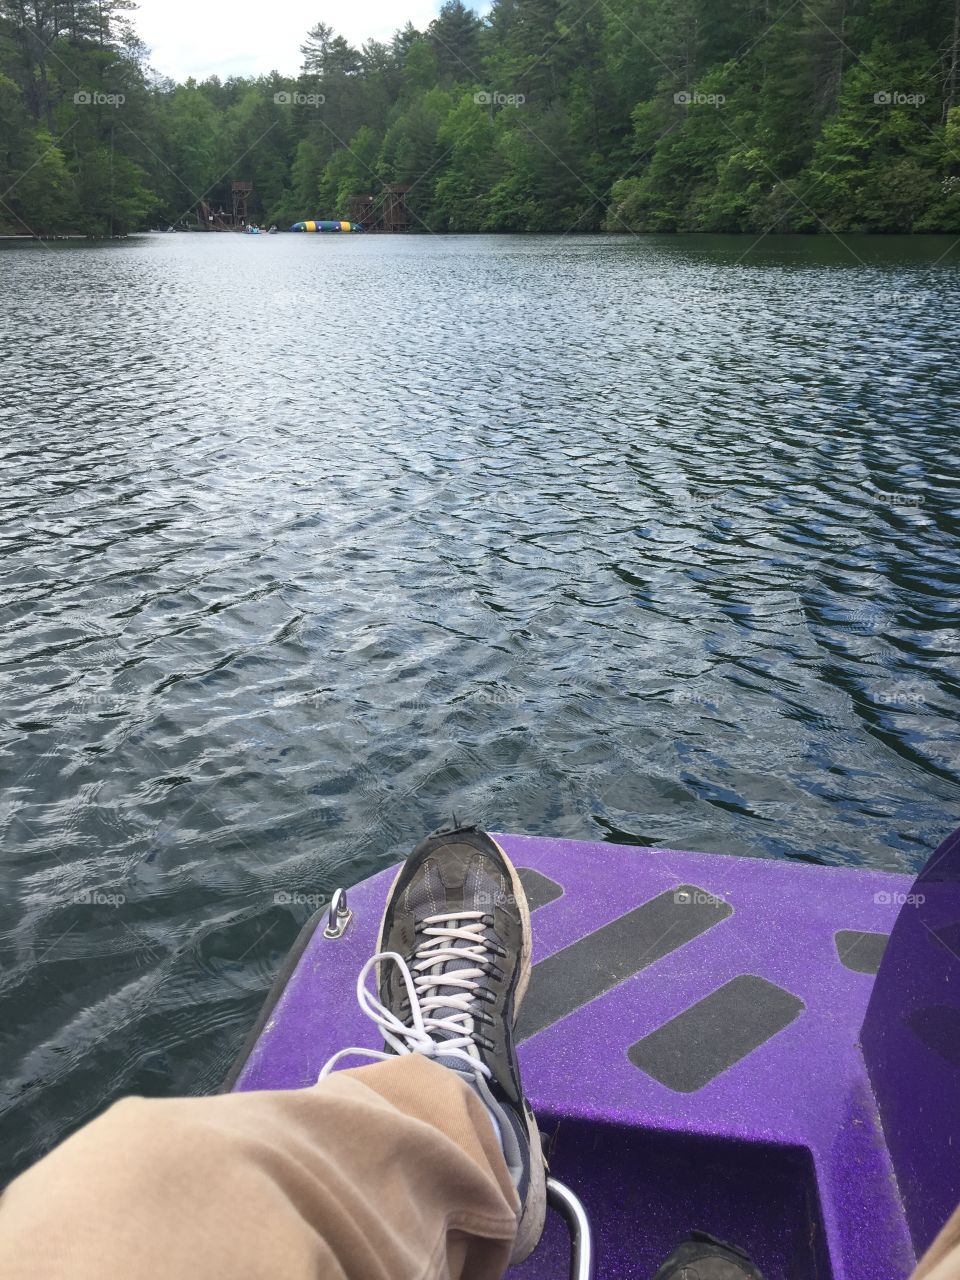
<box><xmin>1</xmin><ymin>231</ymin><xmax>958</xmax><ymax>1176</ymax></box>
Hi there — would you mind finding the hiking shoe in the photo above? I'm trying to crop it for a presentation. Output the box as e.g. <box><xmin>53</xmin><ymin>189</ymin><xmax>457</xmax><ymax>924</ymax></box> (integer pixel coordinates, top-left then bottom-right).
<box><xmin>320</xmin><ymin>823</ymin><xmax>547</xmax><ymax>1263</ymax></box>
<box><xmin>651</xmin><ymin>1231</ymin><xmax>765</xmax><ymax>1279</ymax></box>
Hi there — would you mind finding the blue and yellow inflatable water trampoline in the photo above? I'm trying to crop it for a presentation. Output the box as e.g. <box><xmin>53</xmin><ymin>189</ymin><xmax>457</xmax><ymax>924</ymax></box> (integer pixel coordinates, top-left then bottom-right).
<box><xmin>290</xmin><ymin>220</ymin><xmax>364</xmax><ymax>233</ymax></box>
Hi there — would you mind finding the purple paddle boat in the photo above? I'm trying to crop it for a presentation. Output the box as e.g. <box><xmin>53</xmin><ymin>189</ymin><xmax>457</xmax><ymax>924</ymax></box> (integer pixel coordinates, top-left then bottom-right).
<box><xmin>226</xmin><ymin>825</ymin><xmax>960</xmax><ymax>1279</ymax></box>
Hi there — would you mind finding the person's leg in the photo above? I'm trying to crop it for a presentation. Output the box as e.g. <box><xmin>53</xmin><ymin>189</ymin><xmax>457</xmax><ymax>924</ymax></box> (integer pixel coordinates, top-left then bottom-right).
<box><xmin>0</xmin><ymin>824</ymin><xmax>544</xmax><ymax>1280</ymax></box>
<box><xmin>912</xmin><ymin>1204</ymin><xmax>960</xmax><ymax>1280</ymax></box>
<box><xmin>0</xmin><ymin>1055</ymin><xmax>517</xmax><ymax>1280</ymax></box>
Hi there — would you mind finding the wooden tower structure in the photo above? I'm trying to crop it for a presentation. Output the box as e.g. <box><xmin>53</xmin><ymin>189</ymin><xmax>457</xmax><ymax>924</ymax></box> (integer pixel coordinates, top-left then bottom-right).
<box><xmin>346</xmin><ymin>185</ymin><xmax>411</xmax><ymax>232</ymax></box>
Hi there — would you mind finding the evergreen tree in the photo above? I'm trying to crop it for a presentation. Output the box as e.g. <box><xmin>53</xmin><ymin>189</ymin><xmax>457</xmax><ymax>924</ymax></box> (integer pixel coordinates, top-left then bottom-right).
<box><xmin>300</xmin><ymin>22</ymin><xmax>334</xmax><ymax>76</ymax></box>
<box><xmin>429</xmin><ymin>2</ymin><xmax>483</xmax><ymax>84</ymax></box>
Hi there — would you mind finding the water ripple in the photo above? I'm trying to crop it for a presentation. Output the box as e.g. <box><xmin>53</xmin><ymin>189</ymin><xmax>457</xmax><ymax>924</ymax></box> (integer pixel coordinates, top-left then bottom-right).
<box><xmin>0</xmin><ymin>231</ymin><xmax>958</xmax><ymax>1175</ymax></box>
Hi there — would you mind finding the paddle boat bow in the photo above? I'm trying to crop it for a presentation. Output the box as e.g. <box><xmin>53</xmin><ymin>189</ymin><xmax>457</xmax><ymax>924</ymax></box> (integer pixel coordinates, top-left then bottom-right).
<box><xmin>227</xmin><ymin>826</ymin><xmax>960</xmax><ymax>1279</ymax></box>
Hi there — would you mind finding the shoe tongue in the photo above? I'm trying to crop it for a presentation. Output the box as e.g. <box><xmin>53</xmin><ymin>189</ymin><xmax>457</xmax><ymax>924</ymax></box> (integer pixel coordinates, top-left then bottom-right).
<box><xmin>419</xmin><ymin>914</ymin><xmax>485</xmax><ymax>1046</ymax></box>
<box><xmin>434</xmin><ymin>1049</ymin><xmax>476</xmax><ymax>1074</ymax></box>
<box><xmin>404</xmin><ymin>859</ymin><xmax>499</xmax><ymax>1046</ymax></box>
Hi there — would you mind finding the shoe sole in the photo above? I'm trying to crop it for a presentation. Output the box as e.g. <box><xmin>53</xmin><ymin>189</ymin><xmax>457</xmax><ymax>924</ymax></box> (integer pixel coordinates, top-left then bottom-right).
<box><xmin>376</xmin><ymin>831</ymin><xmax>547</xmax><ymax>1264</ymax></box>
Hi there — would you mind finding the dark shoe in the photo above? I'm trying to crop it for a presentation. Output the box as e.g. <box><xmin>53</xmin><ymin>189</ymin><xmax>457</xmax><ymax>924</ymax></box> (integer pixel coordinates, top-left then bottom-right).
<box><xmin>376</xmin><ymin>823</ymin><xmax>546</xmax><ymax>1262</ymax></box>
<box><xmin>652</xmin><ymin>1231</ymin><xmax>765</xmax><ymax>1278</ymax></box>
<box><xmin>319</xmin><ymin>824</ymin><xmax>546</xmax><ymax>1261</ymax></box>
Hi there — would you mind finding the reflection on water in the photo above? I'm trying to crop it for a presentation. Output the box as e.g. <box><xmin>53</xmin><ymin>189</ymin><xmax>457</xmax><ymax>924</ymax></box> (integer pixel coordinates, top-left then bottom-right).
<box><xmin>0</xmin><ymin>231</ymin><xmax>958</xmax><ymax>1175</ymax></box>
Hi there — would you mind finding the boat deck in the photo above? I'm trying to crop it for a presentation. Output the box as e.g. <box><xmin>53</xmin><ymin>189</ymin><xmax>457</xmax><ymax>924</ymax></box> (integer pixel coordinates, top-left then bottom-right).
<box><xmin>232</xmin><ymin>835</ymin><xmax>918</xmax><ymax>1279</ymax></box>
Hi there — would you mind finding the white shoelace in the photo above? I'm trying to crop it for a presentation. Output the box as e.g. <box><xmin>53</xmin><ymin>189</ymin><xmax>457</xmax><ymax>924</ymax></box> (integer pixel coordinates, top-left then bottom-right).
<box><xmin>318</xmin><ymin>910</ymin><xmax>496</xmax><ymax>1084</ymax></box>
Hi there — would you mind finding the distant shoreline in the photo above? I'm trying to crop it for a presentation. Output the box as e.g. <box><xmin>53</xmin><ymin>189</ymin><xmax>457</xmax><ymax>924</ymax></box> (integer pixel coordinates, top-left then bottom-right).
<box><xmin>2</xmin><ymin>229</ymin><xmax>959</xmax><ymax>244</ymax></box>
<box><xmin>0</xmin><ymin>233</ymin><xmax>130</xmax><ymax>241</ymax></box>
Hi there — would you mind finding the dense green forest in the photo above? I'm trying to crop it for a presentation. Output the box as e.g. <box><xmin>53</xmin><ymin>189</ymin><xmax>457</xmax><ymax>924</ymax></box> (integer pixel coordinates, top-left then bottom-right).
<box><xmin>1</xmin><ymin>0</ymin><xmax>959</xmax><ymax>235</ymax></box>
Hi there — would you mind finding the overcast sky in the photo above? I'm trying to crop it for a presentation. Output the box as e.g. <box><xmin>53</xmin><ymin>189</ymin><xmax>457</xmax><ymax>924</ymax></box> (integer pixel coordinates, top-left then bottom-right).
<box><xmin>134</xmin><ymin>1</ymin><xmax>492</xmax><ymax>84</ymax></box>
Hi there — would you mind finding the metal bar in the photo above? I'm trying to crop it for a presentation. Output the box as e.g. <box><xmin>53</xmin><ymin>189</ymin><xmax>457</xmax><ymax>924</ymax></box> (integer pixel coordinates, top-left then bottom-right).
<box><xmin>547</xmin><ymin>1177</ymin><xmax>595</xmax><ymax>1280</ymax></box>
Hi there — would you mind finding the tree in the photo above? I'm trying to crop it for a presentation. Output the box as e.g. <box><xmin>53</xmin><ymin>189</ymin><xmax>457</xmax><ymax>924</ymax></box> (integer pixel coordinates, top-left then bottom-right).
<box><xmin>428</xmin><ymin>2</ymin><xmax>483</xmax><ymax>84</ymax></box>
<box><xmin>402</xmin><ymin>40</ymin><xmax>439</xmax><ymax>95</ymax></box>
<box><xmin>301</xmin><ymin>22</ymin><xmax>334</xmax><ymax>76</ymax></box>
<box><xmin>434</xmin><ymin>93</ymin><xmax>499</xmax><ymax>227</ymax></box>
<box><xmin>162</xmin><ymin>83</ymin><xmax>220</xmax><ymax>200</ymax></box>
